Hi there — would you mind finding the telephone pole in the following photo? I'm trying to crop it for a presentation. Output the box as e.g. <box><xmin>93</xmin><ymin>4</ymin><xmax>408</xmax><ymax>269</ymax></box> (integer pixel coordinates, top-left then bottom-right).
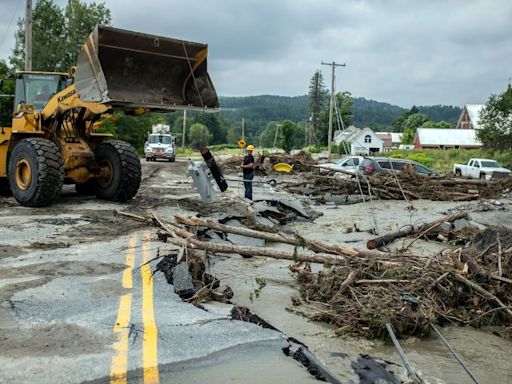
<box><xmin>25</xmin><ymin>0</ymin><xmax>32</xmax><ymax>71</ymax></box>
<box><xmin>321</xmin><ymin>61</ymin><xmax>345</xmax><ymax>157</ymax></box>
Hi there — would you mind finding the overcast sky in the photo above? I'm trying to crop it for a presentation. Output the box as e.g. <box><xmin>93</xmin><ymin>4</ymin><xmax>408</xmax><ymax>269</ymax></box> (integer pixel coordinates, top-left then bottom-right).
<box><xmin>1</xmin><ymin>0</ymin><xmax>511</xmax><ymax>107</ymax></box>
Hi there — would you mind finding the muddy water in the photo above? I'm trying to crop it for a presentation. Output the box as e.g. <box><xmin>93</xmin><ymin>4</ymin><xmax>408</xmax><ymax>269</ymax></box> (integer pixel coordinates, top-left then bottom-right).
<box><xmin>374</xmin><ymin>326</ymin><xmax>512</xmax><ymax>384</ymax></box>
<box><xmin>157</xmin><ymin>342</ymin><xmax>319</xmax><ymax>384</ymax></box>
<box><xmin>211</xmin><ymin>196</ymin><xmax>512</xmax><ymax>383</ymax></box>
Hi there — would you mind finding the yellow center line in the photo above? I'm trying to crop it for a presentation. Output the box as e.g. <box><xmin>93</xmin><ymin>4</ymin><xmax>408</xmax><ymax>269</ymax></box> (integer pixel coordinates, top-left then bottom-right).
<box><xmin>142</xmin><ymin>231</ymin><xmax>160</xmax><ymax>383</ymax></box>
<box><xmin>110</xmin><ymin>233</ymin><xmax>137</xmax><ymax>384</ymax></box>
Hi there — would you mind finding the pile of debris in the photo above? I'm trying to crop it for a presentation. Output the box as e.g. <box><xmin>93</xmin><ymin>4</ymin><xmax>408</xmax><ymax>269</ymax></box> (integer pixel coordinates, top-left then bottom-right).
<box><xmin>294</xmin><ymin>225</ymin><xmax>512</xmax><ymax>339</ymax></box>
<box><xmin>118</xmin><ymin>209</ymin><xmax>511</xmax><ymax>340</ymax></box>
<box><xmin>286</xmin><ymin>169</ymin><xmax>512</xmax><ymax>202</ymax></box>
<box><xmin>219</xmin><ymin>151</ymin><xmax>318</xmax><ymax>175</ymax></box>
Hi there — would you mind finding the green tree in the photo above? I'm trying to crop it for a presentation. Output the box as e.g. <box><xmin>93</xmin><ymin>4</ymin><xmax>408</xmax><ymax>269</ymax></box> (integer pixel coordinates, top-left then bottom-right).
<box><xmin>194</xmin><ymin>113</ymin><xmax>226</xmax><ymax>144</ymax></box>
<box><xmin>258</xmin><ymin>122</ymin><xmax>279</xmax><ymax>148</ymax></box>
<box><xmin>390</xmin><ymin>105</ymin><xmax>419</xmax><ymax>132</ymax></box>
<box><xmin>318</xmin><ymin>91</ymin><xmax>352</xmax><ymax>145</ymax></box>
<box><xmin>477</xmin><ymin>85</ymin><xmax>512</xmax><ymax>150</ymax></box>
<box><xmin>188</xmin><ymin>123</ymin><xmax>211</xmax><ymax>149</ymax></box>
<box><xmin>280</xmin><ymin>119</ymin><xmax>296</xmax><ymax>153</ymax></box>
<box><xmin>308</xmin><ymin>70</ymin><xmax>327</xmax><ymax>145</ymax></box>
<box><xmin>0</xmin><ymin>60</ymin><xmax>15</xmax><ymax>128</ymax></box>
<box><xmin>10</xmin><ymin>0</ymin><xmax>111</xmax><ymax>72</ymax></box>
<box><xmin>421</xmin><ymin>120</ymin><xmax>451</xmax><ymax>128</ymax></box>
<box><xmin>401</xmin><ymin>113</ymin><xmax>430</xmax><ymax>144</ymax></box>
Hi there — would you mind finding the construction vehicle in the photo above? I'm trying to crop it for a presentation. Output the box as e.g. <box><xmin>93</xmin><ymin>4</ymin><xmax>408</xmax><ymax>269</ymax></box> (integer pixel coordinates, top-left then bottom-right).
<box><xmin>145</xmin><ymin>124</ymin><xmax>176</xmax><ymax>162</ymax></box>
<box><xmin>0</xmin><ymin>25</ymin><xmax>218</xmax><ymax>206</ymax></box>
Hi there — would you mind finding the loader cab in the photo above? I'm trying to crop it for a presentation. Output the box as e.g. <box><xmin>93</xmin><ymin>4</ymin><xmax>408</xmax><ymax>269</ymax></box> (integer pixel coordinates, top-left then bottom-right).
<box><xmin>14</xmin><ymin>72</ymin><xmax>69</xmax><ymax>111</ymax></box>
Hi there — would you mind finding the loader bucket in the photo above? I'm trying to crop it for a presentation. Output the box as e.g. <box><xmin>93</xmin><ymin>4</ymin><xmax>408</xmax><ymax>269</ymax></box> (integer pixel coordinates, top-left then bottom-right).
<box><xmin>74</xmin><ymin>25</ymin><xmax>218</xmax><ymax>111</ymax></box>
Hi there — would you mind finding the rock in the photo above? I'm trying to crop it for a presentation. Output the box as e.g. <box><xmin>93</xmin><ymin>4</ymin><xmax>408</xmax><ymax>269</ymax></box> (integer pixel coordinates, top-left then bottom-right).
<box><xmin>439</xmin><ymin>222</ymin><xmax>452</xmax><ymax>232</ymax></box>
<box><xmin>453</xmin><ymin>218</ymin><xmax>472</xmax><ymax>231</ymax></box>
<box><xmin>437</xmin><ymin>234</ymin><xmax>448</xmax><ymax>242</ymax></box>
<box><xmin>172</xmin><ymin>262</ymin><xmax>196</xmax><ymax>299</ymax></box>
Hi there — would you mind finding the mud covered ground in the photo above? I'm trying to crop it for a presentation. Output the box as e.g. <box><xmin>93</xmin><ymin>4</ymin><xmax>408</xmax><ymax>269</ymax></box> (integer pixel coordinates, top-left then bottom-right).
<box><xmin>0</xmin><ymin>157</ymin><xmax>511</xmax><ymax>384</ymax></box>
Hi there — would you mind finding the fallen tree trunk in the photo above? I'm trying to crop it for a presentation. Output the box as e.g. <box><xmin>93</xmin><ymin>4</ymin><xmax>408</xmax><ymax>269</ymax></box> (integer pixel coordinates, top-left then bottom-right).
<box><xmin>116</xmin><ymin>211</ymin><xmax>422</xmax><ymax>264</ymax></box>
<box><xmin>175</xmin><ymin>214</ymin><xmax>361</xmax><ymax>257</ymax></box>
<box><xmin>164</xmin><ymin>228</ymin><xmax>346</xmax><ymax>265</ymax></box>
<box><xmin>367</xmin><ymin>211</ymin><xmax>468</xmax><ymax>249</ymax></box>
<box><xmin>176</xmin><ymin>214</ymin><xmax>401</xmax><ymax>259</ymax></box>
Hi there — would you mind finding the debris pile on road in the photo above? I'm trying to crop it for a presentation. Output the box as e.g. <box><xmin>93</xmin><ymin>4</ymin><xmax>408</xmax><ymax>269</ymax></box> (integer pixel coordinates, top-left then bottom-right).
<box><xmin>117</xmin><ymin>209</ymin><xmax>511</xmax><ymax>340</ymax></box>
<box><xmin>285</xmin><ymin>169</ymin><xmax>512</xmax><ymax>202</ymax></box>
<box><xmin>293</xmin><ymin>225</ymin><xmax>512</xmax><ymax>339</ymax></box>
<box><xmin>219</xmin><ymin>151</ymin><xmax>318</xmax><ymax>175</ymax></box>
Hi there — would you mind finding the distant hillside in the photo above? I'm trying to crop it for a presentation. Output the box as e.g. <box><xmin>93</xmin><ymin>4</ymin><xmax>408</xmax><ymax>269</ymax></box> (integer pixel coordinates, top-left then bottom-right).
<box><xmin>219</xmin><ymin>95</ymin><xmax>462</xmax><ymax>137</ymax></box>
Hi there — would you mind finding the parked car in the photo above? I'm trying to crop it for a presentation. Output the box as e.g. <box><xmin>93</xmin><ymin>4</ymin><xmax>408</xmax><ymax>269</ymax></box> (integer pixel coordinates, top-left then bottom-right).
<box><xmin>317</xmin><ymin>155</ymin><xmax>364</xmax><ymax>175</ymax></box>
<box><xmin>359</xmin><ymin>157</ymin><xmax>434</xmax><ymax>176</ymax></box>
<box><xmin>453</xmin><ymin>158</ymin><xmax>511</xmax><ymax>180</ymax></box>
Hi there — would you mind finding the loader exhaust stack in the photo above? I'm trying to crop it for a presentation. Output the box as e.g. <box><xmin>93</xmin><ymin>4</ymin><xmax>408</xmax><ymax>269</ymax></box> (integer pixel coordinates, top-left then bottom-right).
<box><xmin>74</xmin><ymin>25</ymin><xmax>218</xmax><ymax>112</ymax></box>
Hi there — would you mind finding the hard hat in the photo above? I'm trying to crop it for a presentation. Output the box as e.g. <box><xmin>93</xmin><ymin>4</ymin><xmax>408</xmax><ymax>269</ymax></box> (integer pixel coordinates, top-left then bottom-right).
<box><xmin>246</xmin><ymin>145</ymin><xmax>255</xmax><ymax>151</ymax></box>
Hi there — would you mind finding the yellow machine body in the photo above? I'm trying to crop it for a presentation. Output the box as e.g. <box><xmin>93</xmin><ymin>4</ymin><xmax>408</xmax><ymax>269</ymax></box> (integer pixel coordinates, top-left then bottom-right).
<box><xmin>0</xmin><ymin>25</ymin><xmax>218</xmax><ymax>205</ymax></box>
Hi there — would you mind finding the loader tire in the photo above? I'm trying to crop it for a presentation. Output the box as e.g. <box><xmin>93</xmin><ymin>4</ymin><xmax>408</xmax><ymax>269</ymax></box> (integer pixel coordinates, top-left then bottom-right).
<box><xmin>95</xmin><ymin>140</ymin><xmax>141</xmax><ymax>202</ymax></box>
<box><xmin>8</xmin><ymin>138</ymin><xmax>63</xmax><ymax>207</ymax></box>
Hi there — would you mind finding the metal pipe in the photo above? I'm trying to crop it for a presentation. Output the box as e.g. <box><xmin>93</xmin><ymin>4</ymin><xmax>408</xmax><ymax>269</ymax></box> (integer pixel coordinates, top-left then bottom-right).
<box><xmin>224</xmin><ymin>177</ymin><xmax>277</xmax><ymax>187</ymax></box>
<box><xmin>385</xmin><ymin>323</ymin><xmax>424</xmax><ymax>383</ymax></box>
<box><xmin>429</xmin><ymin>322</ymin><xmax>480</xmax><ymax>384</ymax></box>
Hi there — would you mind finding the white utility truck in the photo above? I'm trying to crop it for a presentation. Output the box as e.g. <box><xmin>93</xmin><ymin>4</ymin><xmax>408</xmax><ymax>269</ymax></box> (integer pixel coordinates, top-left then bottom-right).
<box><xmin>453</xmin><ymin>158</ymin><xmax>511</xmax><ymax>180</ymax></box>
<box><xmin>145</xmin><ymin>124</ymin><xmax>176</xmax><ymax>162</ymax></box>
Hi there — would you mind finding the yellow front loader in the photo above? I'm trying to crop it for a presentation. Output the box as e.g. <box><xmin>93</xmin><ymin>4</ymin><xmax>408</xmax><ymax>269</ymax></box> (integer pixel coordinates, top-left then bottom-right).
<box><xmin>0</xmin><ymin>25</ymin><xmax>218</xmax><ymax>206</ymax></box>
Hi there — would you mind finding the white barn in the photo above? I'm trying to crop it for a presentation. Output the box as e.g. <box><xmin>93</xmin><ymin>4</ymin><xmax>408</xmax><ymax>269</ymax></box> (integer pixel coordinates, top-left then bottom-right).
<box><xmin>333</xmin><ymin>126</ymin><xmax>384</xmax><ymax>155</ymax></box>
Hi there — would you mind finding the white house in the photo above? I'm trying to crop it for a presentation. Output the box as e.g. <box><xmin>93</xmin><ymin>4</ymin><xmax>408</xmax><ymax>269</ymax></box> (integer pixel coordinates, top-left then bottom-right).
<box><xmin>333</xmin><ymin>125</ymin><xmax>384</xmax><ymax>155</ymax></box>
<box><xmin>456</xmin><ymin>104</ymin><xmax>485</xmax><ymax>130</ymax></box>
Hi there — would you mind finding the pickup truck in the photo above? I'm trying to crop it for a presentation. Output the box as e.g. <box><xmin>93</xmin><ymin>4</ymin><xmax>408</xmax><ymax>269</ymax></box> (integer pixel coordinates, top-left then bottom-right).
<box><xmin>453</xmin><ymin>158</ymin><xmax>511</xmax><ymax>180</ymax></box>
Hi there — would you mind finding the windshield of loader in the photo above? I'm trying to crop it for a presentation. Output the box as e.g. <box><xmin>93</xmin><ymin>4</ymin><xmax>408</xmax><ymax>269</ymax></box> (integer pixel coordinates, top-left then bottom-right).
<box><xmin>15</xmin><ymin>73</ymin><xmax>68</xmax><ymax>111</ymax></box>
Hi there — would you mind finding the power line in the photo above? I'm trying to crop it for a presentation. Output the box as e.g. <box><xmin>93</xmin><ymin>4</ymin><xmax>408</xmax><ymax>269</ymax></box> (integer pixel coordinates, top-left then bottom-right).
<box><xmin>0</xmin><ymin>0</ymin><xmax>23</xmax><ymax>52</ymax></box>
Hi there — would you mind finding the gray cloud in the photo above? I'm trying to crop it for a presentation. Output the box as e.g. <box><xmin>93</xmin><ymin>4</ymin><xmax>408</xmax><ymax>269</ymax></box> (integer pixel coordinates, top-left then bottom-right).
<box><xmin>1</xmin><ymin>0</ymin><xmax>511</xmax><ymax>106</ymax></box>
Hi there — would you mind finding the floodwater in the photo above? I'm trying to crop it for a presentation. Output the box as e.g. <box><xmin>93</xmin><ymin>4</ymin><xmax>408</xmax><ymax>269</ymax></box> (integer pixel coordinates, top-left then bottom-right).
<box><xmin>157</xmin><ymin>342</ymin><xmax>319</xmax><ymax>384</ymax></box>
<box><xmin>212</xmin><ymin>192</ymin><xmax>512</xmax><ymax>383</ymax></box>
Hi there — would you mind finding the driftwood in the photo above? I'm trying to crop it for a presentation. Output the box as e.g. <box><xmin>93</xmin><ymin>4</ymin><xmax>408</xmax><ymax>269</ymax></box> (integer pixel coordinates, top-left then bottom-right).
<box><xmin>176</xmin><ymin>214</ymin><xmax>388</xmax><ymax>258</ymax></box>
<box><xmin>366</xmin><ymin>211</ymin><xmax>468</xmax><ymax>249</ymax></box>
<box><xmin>118</xmin><ymin>210</ymin><xmax>347</xmax><ymax>264</ymax></box>
<box><xmin>451</xmin><ymin>272</ymin><xmax>512</xmax><ymax>318</ymax></box>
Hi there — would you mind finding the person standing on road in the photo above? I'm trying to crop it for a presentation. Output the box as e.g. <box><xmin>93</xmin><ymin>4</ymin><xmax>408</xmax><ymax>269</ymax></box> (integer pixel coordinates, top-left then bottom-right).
<box><xmin>240</xmin><ymin>145</ymin><xmax>255</xmax><ymax>200</ymax></box>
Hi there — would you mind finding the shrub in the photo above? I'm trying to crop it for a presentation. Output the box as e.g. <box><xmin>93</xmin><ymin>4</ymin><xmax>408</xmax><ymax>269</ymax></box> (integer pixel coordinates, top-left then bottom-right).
<box><xmin>407</xmin><ymin>152</ymin><xmax>433</xmax><ymax>166</ymax></box>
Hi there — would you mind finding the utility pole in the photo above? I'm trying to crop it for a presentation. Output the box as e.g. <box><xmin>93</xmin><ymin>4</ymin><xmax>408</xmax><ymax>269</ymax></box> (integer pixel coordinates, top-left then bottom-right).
<box><xmin>25</xmin><ymin>0</ymin><xmax>32</xmax><ymax>71</ymax></box>
<box><xmin>321</xmin><ymin>61</ymin><xmax>345</xmax><ymax>157</ymax></box>
<box><xmin>241</xmin><ymin>117</ymin><xmax>245</xmax><ymax>140</ymax></box>
<box><xmin>181</xmin><ymin>109</ymin><xmax>187</xmax><ymax>147</ymax></box>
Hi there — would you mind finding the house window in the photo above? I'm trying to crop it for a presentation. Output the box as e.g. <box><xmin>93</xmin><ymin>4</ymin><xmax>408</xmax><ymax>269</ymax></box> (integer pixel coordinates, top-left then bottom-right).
<box><xmin>364</xmin><ymin>135</ymin><xmax>372</xmax><ymax>143</ymax></box>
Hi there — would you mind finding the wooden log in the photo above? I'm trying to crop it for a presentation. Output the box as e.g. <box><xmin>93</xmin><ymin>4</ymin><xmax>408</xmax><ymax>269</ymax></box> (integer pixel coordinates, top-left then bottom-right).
<box><xmin>162</xmin><ymin>223</ymin><xmax>346</xmax><ymax>265</ymax></box>
<box><xmin>367</xmin><ymin>211</ymin><xmax>468</xmax><ymax>249</ymax></box>
<box><xmin>175</xmin><ymin>214</ymin><xmax>402</xmax><ymax>259</ymax></box>
<box><xmin>116</xmin><ymin>211</ymin><xmax>419</xmax><ymax>263</ymax></box>
<box><xmin>175</xmin><ymin>214</ymin><xmax>361</xmax><ymax>257</ymax></box>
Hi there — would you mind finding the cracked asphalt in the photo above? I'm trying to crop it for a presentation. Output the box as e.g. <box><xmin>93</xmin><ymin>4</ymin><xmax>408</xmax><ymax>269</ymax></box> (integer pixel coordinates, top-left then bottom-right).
<box><xmin>0</xmin><ymin>159</ymin><xmax>318</xmax><ymax>384</ymax></box>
